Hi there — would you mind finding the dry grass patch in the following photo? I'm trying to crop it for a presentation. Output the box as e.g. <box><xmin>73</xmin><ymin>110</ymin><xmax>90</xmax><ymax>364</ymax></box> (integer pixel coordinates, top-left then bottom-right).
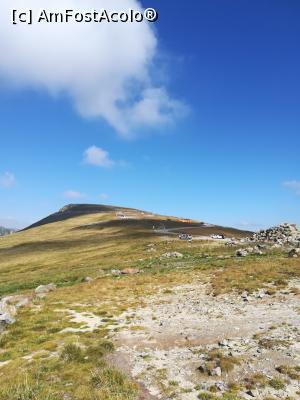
<box><xmin>211</xmin><ymin>256</ymin><xmax>300</xmax><ymax>295</ymax></box>
<box><xmin>276</xmin><ymin>365</ymin><xmax>300</xmax><ymax>381</ymax></box>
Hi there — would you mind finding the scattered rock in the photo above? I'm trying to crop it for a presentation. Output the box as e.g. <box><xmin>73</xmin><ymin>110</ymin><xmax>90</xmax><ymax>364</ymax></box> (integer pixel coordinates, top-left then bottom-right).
<box><xmin>147</xmin><ymin>247</ymin><xmax>156</xmax><ymax>252</ymax></box>
<box><xmin>84</xmin><ymin>277</ymin><xmax>93</xmax><ymax>283</ymax></box>
<box><xmin>3</xmin><ymin>295</ymin><xmax>30</xmax><ymax>308</ymax></box>
<box><xmin>121</xmin><ymin>268</ymin><xmax>140</xmax><ymax>275</ymax></box>
<box><xmin>162</xmin><ymin>251</ymin><xmax>183</xmax><ymax>258</ymax></box>
<box><xmin>219</xmin><ymin>339</ymin><xmax>230</xmax><ymax>347</ymax></box>
<box><xmin>288</xmin><ymin>248</ymin><xmax>300</xmax><ymax>258</ymax></box>
<box><xmin>246</xmin><ymin>247</ymin><xmax>254</xmax><ymax>253</ymax></box>
<box><xmin>271</xmin><ymin>243</ymin><xmax>282</xmax><ymax>249</ymax></box>
<box><xmin>241</xmin><ymin>291</ymin><xmax>249</xmax><ymax>302</ymax></box>
<box><xmin>210</xmin><ymin>366</ymin><xmax>222</xmax><ymax>377</ymax></box>
<box><xmin>35</xmin><ymin>283</ymin><xmax>57</xmax><ymax>298</ymax></box>
<box><xmin>246</xmin><ymin>389</ymin><xmax>259</xmax><ymax>398</ymax></box>
<box><xmin>236</xmin><ymin>249</ymin><xmax>248</xmax><ymax>257</ymax></box>
<box><xmin>114</xmin><ymin>279</ymin><xmax>300</xmax><ymax>400</ymax></box>
<box><xmin>253</xmin><ymin>289</ymin><xmax>266</xmax><ymax>299</ymax></box>
<box><xmin>0</xmin><ymin>295</ymin><xmax>30</xmax><ymax>331</ymax></box>
<box><xmin>225</xmin><ymin>239</ymin><xmax>239</xmax><ymax>247</ymax></box>
<box><xmin>111</xmin><ymin>269</ymin><xmax>121</xmax><ymax>276</ymax></box>
<box><xmin>0</xmin><ymin>312</ymin><xmax>15</xmax><ymax>330</ymax></box>
<box><xmin>215</xmin><ymin>381</ymin><xmax>227</xmax><ymax>391</ymax></box>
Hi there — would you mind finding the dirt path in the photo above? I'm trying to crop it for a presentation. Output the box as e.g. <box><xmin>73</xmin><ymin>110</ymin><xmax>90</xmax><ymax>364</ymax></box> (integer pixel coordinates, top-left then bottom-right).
<box><xmin>110</xmin><ymin>280</ymin><xmax>300</xmax><ymax>400</ymax></box>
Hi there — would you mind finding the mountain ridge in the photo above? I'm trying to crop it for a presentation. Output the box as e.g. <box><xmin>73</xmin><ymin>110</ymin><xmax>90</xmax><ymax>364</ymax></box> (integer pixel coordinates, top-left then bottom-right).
<box><xmin>0</xmin><ymin>226</ymin><xmax>16</xmax><ymax>236</ymax></box>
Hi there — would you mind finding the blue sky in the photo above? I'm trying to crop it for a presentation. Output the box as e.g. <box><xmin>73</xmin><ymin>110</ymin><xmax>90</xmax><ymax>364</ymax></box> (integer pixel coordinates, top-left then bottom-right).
<box><xmin>0</xmin><ymin>0</ymin><xmax>300</xmax><ymax>229</ymax></box>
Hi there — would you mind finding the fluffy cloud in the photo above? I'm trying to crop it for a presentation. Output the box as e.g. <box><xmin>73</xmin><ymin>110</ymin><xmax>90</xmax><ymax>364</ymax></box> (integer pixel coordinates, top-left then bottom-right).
<box><xmin>63</xmin><ymin>190</ymin><xmax>86</xmax><ymax>199</ymax></box>
<box><xmin>283</xmin><ymin>180</ymin><xmax>300</xmax><ymax>195</ymax></box>
<box><xmin>83</xmin><ymin>146</ymin><xmax>115</xmax><ymax>167</ymax></box>
<box><xmin>0</xmin><ymin>0</ymin><xmax>187</xmax><ymax>136</ymax></box>
<box><xmin>0</xmin><ymin>172</ymin><xmax>16</xmax><ymax>188</ymax></box>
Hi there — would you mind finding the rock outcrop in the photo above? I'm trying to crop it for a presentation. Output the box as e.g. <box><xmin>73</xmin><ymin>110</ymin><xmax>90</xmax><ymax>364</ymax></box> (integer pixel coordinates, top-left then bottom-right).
<box><xmin>253</xmin><ymin>223</ymin><xmax>300</xmax><ymax>245</ymax></box>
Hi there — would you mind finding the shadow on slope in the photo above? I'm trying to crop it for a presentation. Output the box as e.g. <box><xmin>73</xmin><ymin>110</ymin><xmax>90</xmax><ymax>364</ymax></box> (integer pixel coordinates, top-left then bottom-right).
<box><xmin>23</xmin><ymin>204</ymin><xmax>140</xmax><ymax>231</ymax></box>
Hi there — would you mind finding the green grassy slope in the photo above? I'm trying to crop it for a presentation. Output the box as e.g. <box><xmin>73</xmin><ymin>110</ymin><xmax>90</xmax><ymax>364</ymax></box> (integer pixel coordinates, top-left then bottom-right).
<box><xmin>0</xmin><ymin>206</ymin><xmax>251</xmax><ymax>295</ymax></box>
<box><xmin>0</xmin><ymin>206</ymin><xmax>299</xmax><ymax>399</ymax></box>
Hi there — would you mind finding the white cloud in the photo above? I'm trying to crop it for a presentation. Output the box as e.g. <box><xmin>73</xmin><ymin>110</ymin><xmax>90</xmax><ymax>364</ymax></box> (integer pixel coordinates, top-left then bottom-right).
<box><xmin>0</xmin><ymin>172</ymin><xmax>16</xmax><ymax>188</ymax></box>
<box><xmin>83</xmin><ymin>145</ymin><xmax>115</xmax><ymax>167</ymax></box>
<box><xmin>283</xmin><ymin>180</ymin><xmax>300</xmax><ymax>195</ymax></box>
<box><xmin>0</xmin><ymin>0</ymin><xmax>187</xmax><ymax>136</ymax></box>
<box><xmin>63</xmin><ymin>190</ymin><xmax>86</xmax><ymax>199</ymax></box>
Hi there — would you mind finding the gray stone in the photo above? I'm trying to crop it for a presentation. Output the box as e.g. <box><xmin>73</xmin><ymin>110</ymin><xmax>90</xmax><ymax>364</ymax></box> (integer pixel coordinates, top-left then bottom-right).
<box><xmin>162</xmin><ymin>251</ymin><xmax>184</xmax><ymax>258</ymax></box>
<box><xmin>246</xmin><ymin>389</ymin><xmax>259</xmax><ymax>398</ymax></box>
<box><xmin>288</xmin><ymin>248</ymin><xmax>300</xmax><ymax>258</ymax></box>
<box><xmin>35</xmin><ymin>283</ymin><xmax>57</xmax><ymax>298</ymax></box>
<box><xmin>210</xmin><ymin>366</ymin><xmax>222</xmax><ymax>377</ymax></box>
<box><xmin>236</xmin><ymin>249</ymin><xmax>248</xmax><ymax>257</ymax></box>
<box><xmin>111</xmin><ymin>269</ymin><xmax>121</xmax><ymax>276</ymax></box>
<box><xmin>0</xmin><ymin>312</ymin><xmax>15</xmax><ymax>326</ymax></box>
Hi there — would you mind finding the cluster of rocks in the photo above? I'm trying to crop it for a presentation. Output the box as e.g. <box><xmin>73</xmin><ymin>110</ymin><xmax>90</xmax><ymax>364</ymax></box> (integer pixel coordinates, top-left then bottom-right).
<box><xmin>0</xmin><ymin>282</ymin><xmax>57</xmax><ymax>332</ymax></box>
<box><xmin>226</xmin><ymin>224</ymin><xmax>300</xmax><ymax>258</ymax></box>
<box><xmin>226</xmin><ymin>223</ymin><xmax>300</xmax><ymax>247</ymax></box>
<box><xmin>236</xmin><ymin>245</ymin><xmax>264</xmax><ymax>257</ymax></box>
<box><xmin>252</xmin><ymin>223</ymin><xmax>300</xmax><ymax>245</ymax></box>
<box><xmin>241</xmin><ymin>289</ymin><xmax>268</xmax><ymax>301</ymax></box>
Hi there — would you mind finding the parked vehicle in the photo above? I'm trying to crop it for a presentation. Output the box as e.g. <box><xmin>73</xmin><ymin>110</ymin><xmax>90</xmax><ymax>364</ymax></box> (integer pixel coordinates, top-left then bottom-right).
<box><xmin>211</xmin><ymin>234</ymin><xmax>225</xmax><ymax>239</ymax></box>
<box><xmin>179</xmin><ymin>233</ymin><xmax>193</xmax><ymax>241</ymax></box>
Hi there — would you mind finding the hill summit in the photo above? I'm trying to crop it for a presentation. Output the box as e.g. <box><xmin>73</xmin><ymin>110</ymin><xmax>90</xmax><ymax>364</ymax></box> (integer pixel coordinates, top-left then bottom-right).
<box><xmin>24</xmin><ymin>203</ymin><xmax>141</xmax><ymax>230</ymax></box>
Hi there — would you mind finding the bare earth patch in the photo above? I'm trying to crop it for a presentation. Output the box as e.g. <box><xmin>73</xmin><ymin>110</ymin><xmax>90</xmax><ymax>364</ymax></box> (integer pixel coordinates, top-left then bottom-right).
<box><xmin>110</xmin><ymin>280</ymin><xmax>300</xmax><ymax>399</ymax></box>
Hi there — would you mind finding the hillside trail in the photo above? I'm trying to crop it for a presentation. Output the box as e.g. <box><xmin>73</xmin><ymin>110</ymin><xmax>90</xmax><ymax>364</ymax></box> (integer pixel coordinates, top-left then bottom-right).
<box><xmin>108</xmin><ymin>279</ymin><xmax>300</xmax><ymax>400</ymax></box>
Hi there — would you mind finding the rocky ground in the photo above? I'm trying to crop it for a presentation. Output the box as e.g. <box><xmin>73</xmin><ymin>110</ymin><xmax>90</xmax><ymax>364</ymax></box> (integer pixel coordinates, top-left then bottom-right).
<box><xmin>109</xmin><ymin>280</ymin><xmax>300</xmax><ymax>400</ymax></box>
<box><xmin>1</xmin><ymin>221</ymin><xmax>300</xmax><ymax>399</ymax></box>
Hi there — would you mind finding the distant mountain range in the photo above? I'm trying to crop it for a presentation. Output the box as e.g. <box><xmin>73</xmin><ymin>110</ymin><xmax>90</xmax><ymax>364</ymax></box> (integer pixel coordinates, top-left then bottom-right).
<box><xmin>0</xmin><ymin>226</ymin><xmax>16</xmax><ymax>236</ymax></box>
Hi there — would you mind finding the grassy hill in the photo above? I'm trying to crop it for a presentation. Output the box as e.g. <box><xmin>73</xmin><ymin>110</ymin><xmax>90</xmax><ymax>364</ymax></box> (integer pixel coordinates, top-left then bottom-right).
<box><xmin>0</xmin><ymin>205</ymin><xmax>299</xmax><ymax>400</ymax></box>
<box><xmin>0</xmin><ymin>204</ymin><xmax>251</xmax><ymax>296</ymax></box>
